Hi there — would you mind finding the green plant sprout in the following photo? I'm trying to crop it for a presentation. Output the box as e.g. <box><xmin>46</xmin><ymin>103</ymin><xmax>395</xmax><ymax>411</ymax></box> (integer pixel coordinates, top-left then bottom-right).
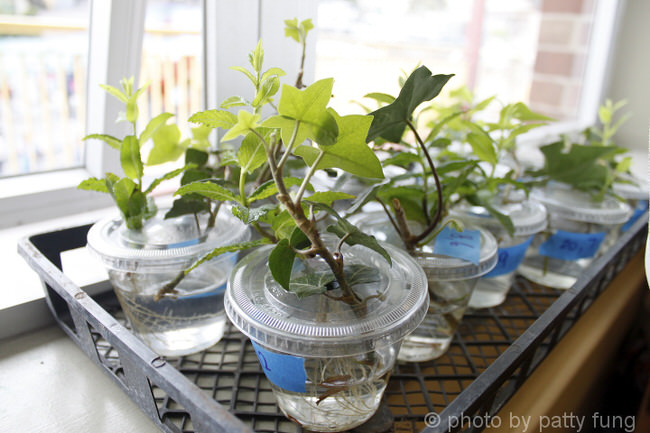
<box><xmin>529</xmin><ymin>98</ymin><xmax>632</xmax><ymax>201</ymax></box>
<box><xmin>177</xmin><ymin>19</ymin><xmax>389</xmax><ymax>303</ymax></box>
<box><xmin>78</xmin><ymin>77</ymin><xmax>203</xmax><ymax>230</ymax></box>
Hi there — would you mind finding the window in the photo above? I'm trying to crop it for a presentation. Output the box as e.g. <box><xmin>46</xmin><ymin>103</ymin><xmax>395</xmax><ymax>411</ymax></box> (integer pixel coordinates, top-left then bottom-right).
<box><xmin>0</xmin><ymin>0</ymin><xmax>628</xmax><ymax>228</ymax></box>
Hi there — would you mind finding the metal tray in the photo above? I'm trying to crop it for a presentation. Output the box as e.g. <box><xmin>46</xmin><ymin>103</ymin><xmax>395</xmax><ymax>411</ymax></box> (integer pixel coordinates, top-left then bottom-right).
<box><xmin>17</xmin><ymin>212</ymin><xmax>648</xmax><ymax>433</ymax></box>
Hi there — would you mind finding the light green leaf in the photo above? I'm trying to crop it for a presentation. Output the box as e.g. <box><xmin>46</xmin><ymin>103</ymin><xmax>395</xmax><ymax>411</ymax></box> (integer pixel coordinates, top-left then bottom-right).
<box><xmin>111</xmin><ymin>177</ymin><xmax>136</xmax><ymax>216</ymax></box>
<box><xmin>83</xmin><ymin>133</ymin><xmax>121</xmax><ymax>150</ymax></box>
<box><xmin>222</xmin><ymin>110</ymin><xmax>261</xmax><ymax>142</ymax></box>
<box><xmin>249</xmin><ymin>40</ymin><xmax>264</xmax><ymax>73</ymax></box>
<box><xmin>261</xmin><ymin>115</ymin><xmax>310</xmax><ymax>149</ymax></box>
<box><xmin>288</xmin><ymin>271</ymin><xmax>334</xmax><ymax>298</ymax></box>
<box><xmin>261</xmin><ymin>67</ymin><xmax>286</xmax><ymax>83</ymax></box>
<box><xmin>140</xmin><ymin>112</ymin><xmax>175</xmax><ymax>145</ymax></box>
<box><xmin>220</xmin><ymin>96</ymin><xmax>249</xmax><ymax>109</ymax></box>
<box><xmin>77</xmin><ymin>177</ymin><xmax>109</xmax><ymax>193</ymax></box>
<box><xmin>466</xmin><ymin>131</ymin><xmax>497</xmax><ymax>165</ymax></box>
<box><xmin>248</xmin><ymin>176</ymin><xmax>308</xmax><ymax>202</ymax></box>
<box><xmin>237</xmin><ymin>132</ymin><xmax>268</xmax><ymax>174</ymax></box>
<box><xmin>277</xmin><ymin>78</ymin><xmax>334</xmax><ymax>125</ymax></box>
<box><xmin>229</xmin><ymin>66</ymin><xmax>256</xmax><ymax>85</ymax></box>
<box><xmin>363</xmin><ymin>92</ymin><xmax>396</xmax><ymax>104</ymax></box>
<box><xmin>252</xmin><ymin>76</ymin><xmax>281</xmax><ymax>108</ymax></box>
<box><xmin>175</xmin><ymin>181</ymin><xmax>238</xmax><ymax>202</ymax></box>
<box><xmin>305</xmin><ymin>191</ymin><xmax>355</xmax><ymax>206</ymax></box>
<box><xmin>293</xmin><ymin>112</ymin><xmax>384</xmax><ymax>179</ymax></box>
<box><xmin>147</xmin><ymin>124</ymin><xmax>185</xmax><ymax>166</ymax></box>
<box><xmin>186</xmin><ymin>238</ymin><xmax>271</xmax><ymax>274</ymax></box>
<box><xmin>120</xmin><ymin>135</ymin><xmax>143</xmax><ymax>180</ymax></box>
<box><xmin>189</xmin><ymin>109</ymin><xmax>238</xmax><ymax>130</ymax></box>
<box><xmin>99</xmin><ymin>84</ymin><xmax>128</xmax><ymax>103</ymax></box>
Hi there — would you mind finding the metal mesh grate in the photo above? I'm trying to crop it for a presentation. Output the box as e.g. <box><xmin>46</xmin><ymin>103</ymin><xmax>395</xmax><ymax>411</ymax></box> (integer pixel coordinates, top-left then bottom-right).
<box><xmin>18</xmin><ymin>213</ymin><xmax>647</xmax><ymax>433</ymax></box>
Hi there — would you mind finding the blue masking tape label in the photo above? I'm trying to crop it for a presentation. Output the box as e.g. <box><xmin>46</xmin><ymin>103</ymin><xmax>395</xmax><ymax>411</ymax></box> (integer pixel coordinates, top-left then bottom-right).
<box><xmin>485</xmin><ymin>235</ymin><xmax>533</xmax><ymax>278</ymax></box>
<box><xmin>433</xmin><ymin>226</ymin><xmax>481</xmax><ymax>265</ymax></box>
<box><xmin>621</xmin><ymin>200</ymin><xmax>648</xmax><ymax>232</ymax></box>
<box><xmin>251</xmin><ymin>341</ymin><xmax>307</xmax><ymax>393</ymax></box>
<box><xmin>538</xmin><ymin>230</ymin><xmax>605</xmax><ymax>260</ymax></box>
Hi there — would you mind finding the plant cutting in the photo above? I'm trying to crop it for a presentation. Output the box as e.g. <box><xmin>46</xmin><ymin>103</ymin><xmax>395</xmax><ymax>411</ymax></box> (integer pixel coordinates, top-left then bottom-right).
<box><xmin>345</xmin><ymin>66</ymin><xmax>505</xmax><ymax>362</ymax></box>
<box><xmin>442</xmin><ymin>98</ymin><xmax>552</xmax><ymax>308</ymax></box>
<box><xmin>79</xmin><ymin>77</ymin><xmax>250</xmax><ymax>356</ymax></box>
<box><xmin>518</xmin><ymin>98</ymin><xmax>633</xmax><ymax>289</ymax></box>
<box><xmin>181</xmin><ymin>19</ymin><xmax>429</xmax><ymax>432</ymax></box>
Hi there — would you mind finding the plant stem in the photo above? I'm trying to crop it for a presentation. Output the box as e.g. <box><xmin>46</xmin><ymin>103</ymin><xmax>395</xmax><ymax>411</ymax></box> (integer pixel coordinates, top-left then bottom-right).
<box><xmin>296</xmin><ymin>150</ymin><xmax>325</xmax><ymax>203</ymax></box>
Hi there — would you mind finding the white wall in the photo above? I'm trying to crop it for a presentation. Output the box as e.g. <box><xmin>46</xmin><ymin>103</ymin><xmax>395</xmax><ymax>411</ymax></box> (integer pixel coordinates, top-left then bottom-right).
<box><xmin>606</xmin><ymin>0</ymin><xmax>650</xmax><ymax>179</ymax></box>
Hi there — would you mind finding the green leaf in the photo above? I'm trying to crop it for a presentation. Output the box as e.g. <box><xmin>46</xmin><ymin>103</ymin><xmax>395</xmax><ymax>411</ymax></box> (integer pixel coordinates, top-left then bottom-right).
<box><xmin>261</xmin><ymin>67</ymin><xmax>286</xmax><ymax>83</ymax></box>
<box><xmin>185</xmin><ymin>148</ymin><xmax>209</xmax><ymax>166</ymax></box>
<box><xmin>249</xmin><ymin>40</ymin><xmax>264</xmax><ymax>73</ymax></box>
<box><xmin>248</xmin><ymin>177</ymin><xmax>307</xmax><ymax>202</ymax></box>
<box><xmin>305</xmin><ymin>191</ymin><xmax>355</xmax><ymax>206</ymax></box>
<box><xmin>289</xmin><ymin>226</ymin><xmax>311</xmax><ymax>250</ymax></box>
<box><xmin>231</xmin><ymin>203</ymin><xmax>276</xmax><ymax>224</ymax></box>
<box><xmin>269</xmin><ymin>210</ymin><xmax>297</xmax><ymax>240</ymax></box>
<box><xmin>147</xmin><ymin>123</ymin><xmax>185</xmax><ymax>165</ymax></box>
<box><xmin>345</xmin><ymin>264</ymin><xmax>381</xmax><ymax>288</ymax></box>
<box><xmin>367</xmin><ymin>66</ymin><xmax>454</xmax><ymax>142</ymax></box>
<box><xmin>77</xmin><ymin>177</ymin><xmax>109</xmax><ymax>193</ymax></box>
<box><xmin>83</xmin><ymin>133</ymin><xmax>122</xmax><ymax>150</ymax></box>
<box><xmin>140</xmin><ymin>112</ymin><xmax>175</xmax><ymax>145</ymax></box>
<box><xmin>288</xmin><ymin>271</ymin><xmax>334</xmax><ymax>298</ymax></box>
<box><xmin>252</xmin><ymin>76</ymin><xmax>281</xmax><ymax>108</ymax></box>
<box><xmin>144</xmin><ymin>165</ymin><xmax>189</xmax><ymax>195</ymax></box>
<box><xmin>186</xmin><ymin>238</ymin><xmax>271</xmax><ymax>274</ymax></box>
<box><xmin>126</xmin><ymin>95</ymin><xmax>138</xmax><ymax>123</ymax></box>
<box><xmin>237</xmin><ymin>131</ymin><xmax>267</xmax><ymax>174</ymax></box>
<box><xmin>120</xmin><ymin>135</ymin><xmax>143</xmax><ymax>180</ymax></box>
<box><xmin>269</xmin><ymin>239</ymin><xmax>295</xmax><ymax>291</ymax></box>
<box><xmin>220</xmin><ymin>96</ymin><xmax>249</xmax><ymax>109</ymax></box>
<box><xmin>381</xmin><ymin>152</ymin><xmax>420</xmax><ymax>168</ymax></box>
<box><xmin>466</xmin><ymin>131</ymin><xmax>497</xmax><ymax>165</ymax></box>
<box><xmin>277</xmin><ymin>78</ymin><xmax>334</xmax><ymax>126</ymax></box>
<box><xmin>307</xmin><ymin>202</ymin><xmax>391</xmax><ymax>265</ymax></box>
<box><xmin>508</xmin><ymin>102</ymin><xmax>553</xmax><ymax>122</ymax></box>
<box><xmin>261</xmin><ymin>115</ymin><xmax>310</xmax><ymax>149</ymax></box>
<box><xmin>229</xmin><ymin>66</ymin><xmax>256</xmax><ymax>85</ymax></box>
<box><xmin>293</xmin><ymin>112</ymin><xmax>384</xmax><ymax>179</ymax></box>
<box><xmin>222</xmin><ymin>110</ymin><xmax>261</xmax><ymax>142</ymax></box>
<box><xmin>111</xmin><ymin>177</ymin><xmax>136</xmax><ymax>217</ymax></box>
<box><xmin>175</xmin><ymin>181</ymin><xmax>237</xmax><ymax>202</ymax></box>
<box><xmin>189</xmin><ymin>109</ymin><xmax>238</xmax><ymax>130</ymax></box>
<box><xmin>363</xmin><ymin>92</ymin><xmax>396</xmax><ymax>104</ymax></box>
<box><xmin>164</xmin><ymin>197</ymin><xmax>210</xmax><ymax>219</ymax></box>
<box><xmin>99</xmin><ymin>83</ymin><xmax>128</xmax><ymax>103</ymax></box>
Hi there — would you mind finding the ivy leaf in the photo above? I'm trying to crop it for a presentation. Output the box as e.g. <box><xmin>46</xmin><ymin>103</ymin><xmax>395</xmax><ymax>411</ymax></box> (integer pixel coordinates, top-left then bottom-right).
<box><xmin>293</xmin><ymin>111</ymin><xmax>384</xmax><ymax>179</ymax></box>
<box><xmin>288</xmin><ymin>271</ymin><xmax>335</xmax><ymax>298</ymax></box>
<box><xmin>120</xmin><ymin>135</ymin><xmax>143</xmax><ymax>180</ymax></box>
<box><xmin>307</xmin><ymin>201</ymin><xmax>391</xmax><ymax>265</ymax></box>
<box><xmin>284</xmin><ymin>18</ymin><xmax>314</xmax><ymax>43</ymax></box>
<box><xmin>175</xmin><ymin>181</ymin><xmax>238</xmax><ymax>203</ymax></box>
<box><xmin>261</xmin><ymin>115</ymin><xmax>310</xmax><ymax>149</ymax></box>
<box><xmin>189</xmin><ymin>109</ymin><xmax>238</xmax><ymax>130</ymax></box>
<box><xmin>345</xmin><ymin>264</ymin><xmax>381</xmax><ymax>288</ymax></box>
<box><xmin>277</xmin><ymin>78</ymin><xmax>334</xmax><ymax>126</ymax></box>
<box><xmin>222</xmin><ymin>110</ymin><xmax>261</xmax><ymax>142</ymax></box>
<box><xmin>186</xmin><ymin>238</ymin><xmax>271</xmax><ymax>274</ymax></box>
<box><xmin>83</xmin><ymin>133</ymin><xmax>121</xmax><ymax>150</ymax></box>
<box><xmin>269</xmin><ymin>239</ymin><xmax>295</xmax><ymax>291</ymax></box>
<box><xmin>367</xmin><ymin>66</ymin><xmax>454</xmax><ymax>142</ymax></box>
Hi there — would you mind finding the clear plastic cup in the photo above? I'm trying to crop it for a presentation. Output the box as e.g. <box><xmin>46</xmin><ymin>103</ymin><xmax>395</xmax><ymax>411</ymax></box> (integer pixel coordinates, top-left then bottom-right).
<box><xmin>451</xmin><ymin>198</ymin><xmax>548</xmax><ymax>308</ymax></box>
<box><xmin>225</xmin><ymin>237</ymin><xmax>428</xmax><ymax>432</ymax></box>
<box><xmin>87</xmin><ymin>209</ymin><xmax>250</xmax><ymax>356</ymax></box>
<box><xmin>518</xmin><ymin>182</ymin><xmax>631</xmax><ymax>289</ymax></box>
<box><xmin>349</xmin><ymin>211</ymin><xmax>498</xmax><ymax>361</ymax></box>
<box><xmin>614</xmin><ymin>173</ymin><xmax>649</xmax><ymax>233</ymax></box>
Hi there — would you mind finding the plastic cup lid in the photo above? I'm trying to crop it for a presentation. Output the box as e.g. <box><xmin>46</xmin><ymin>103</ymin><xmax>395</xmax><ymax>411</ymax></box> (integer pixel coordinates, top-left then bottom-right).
<box><xmin>450</xmin><ymin>198</ymin><xmax>548</xmax><ymax>236</ymax></box>
<box><xmin>87</xmin><ymin>209</ymin><xmax>249</xmax><ymax>266</ymax></box>
<box><xmin>349</xmin><ymin>211</ymin><xmax>498</xmax><ymax>281</ymax></box>
<box><xmin>412</xmin><ymin>224</ymin><xmax>498</xmax><ymax>281</ymax></box>
<box><xmin>531</xmin><ymin>182</ymin><xmax>631</xmax><ymax>224</ymax></box>
<box><xmin>613</xmin><ymin>173</ymin><xmax>649</xmax><ymax>200</ymax></box>
<box><xmin>225</xmin><ymin>239</ymin><xmax>429</xmax><ymax>357</ymax></box>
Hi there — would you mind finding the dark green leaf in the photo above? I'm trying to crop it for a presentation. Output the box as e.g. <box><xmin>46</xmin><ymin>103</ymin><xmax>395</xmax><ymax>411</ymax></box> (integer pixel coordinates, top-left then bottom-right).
<box><xmin>305</xmin><ymin>191</ymin><xmax>355</xmax><ymax>206</ymax></box>
<box><xmin>185</xmin><ymin>148</ymin><xmax>209</xmax><ymax>166</ymax></box>
<box><xmin>367</xmin><ymin>67</ymin><xmax>454</xmax><ymax>142</ymax></box>
<box><xmin>175</xmin><ymin>181</ymin><xmax>238</xmax><ymax>202</ymax></box>
<box><xmin>269</xmin><ymin>239</ymin><xmax>296</xmax><ymax>291</ymax></box>
<box><xmin>164</xmin><ymin>197</ymin><xmax>210</xmax><ymax>219</ymax></box>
